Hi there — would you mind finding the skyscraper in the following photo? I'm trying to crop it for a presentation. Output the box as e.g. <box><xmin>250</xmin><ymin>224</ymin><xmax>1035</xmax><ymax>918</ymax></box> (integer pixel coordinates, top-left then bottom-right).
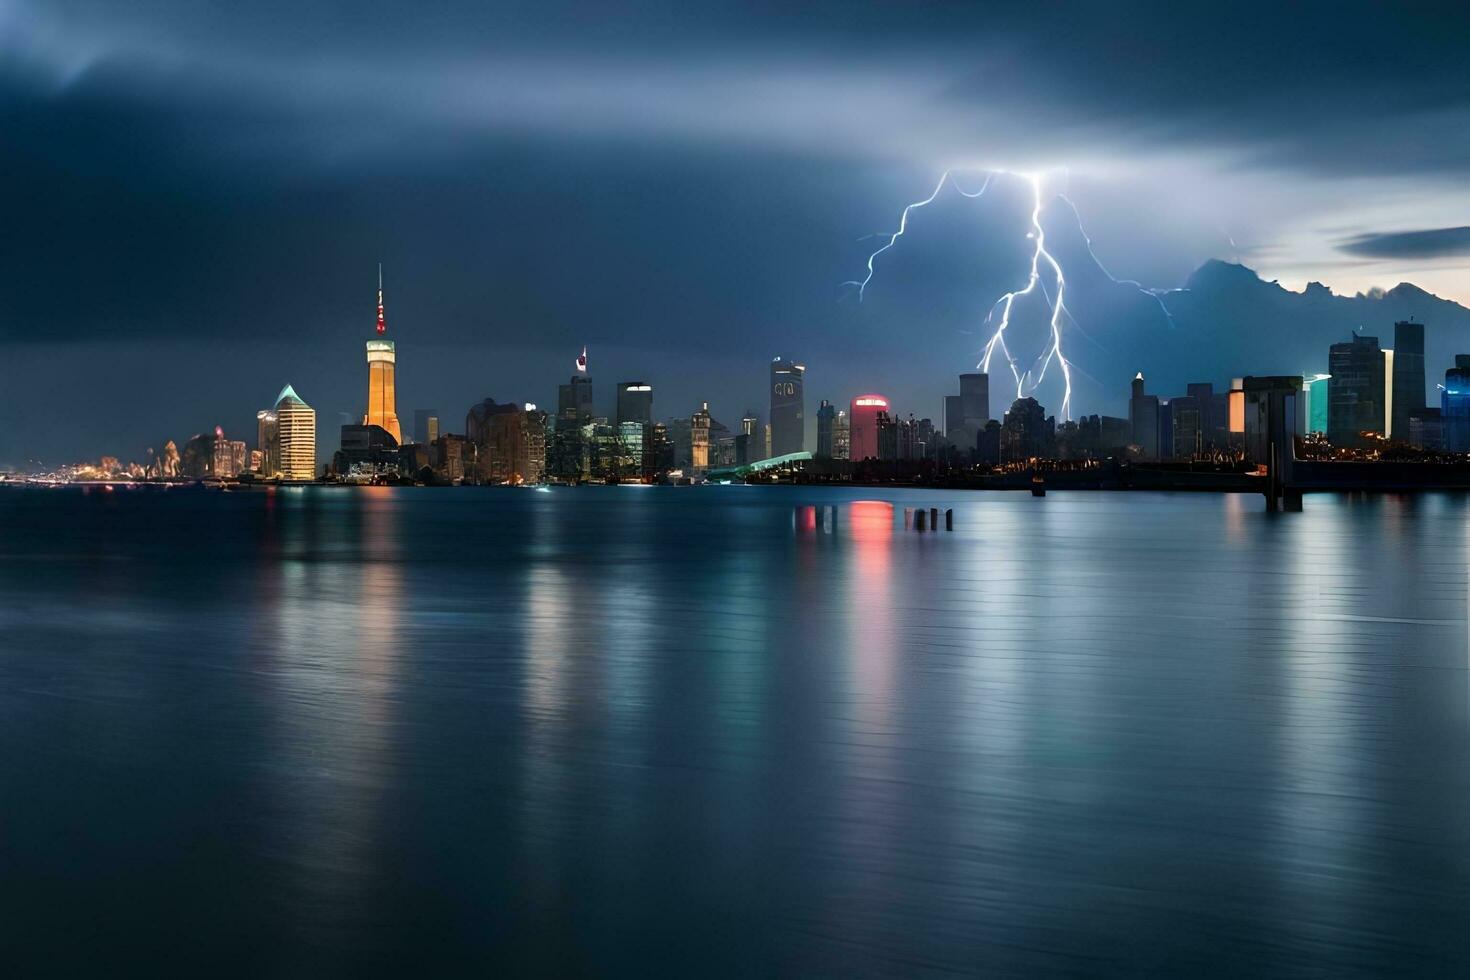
<box><xmin>691</xmin><ymin>403</ymin><xmax>712</xmax><ymax>475</ymax></box>
<box><xmin>255</xmin><ymin>409</ymin><xmax>277</xmax><ymax>476</ymax></box>
<box><xmin>1128</xmin><ymin>373</ymin><xmax>1159</xmax><ymax>459</ymax></box>
<box><xmin>1391</xmin><ymin>319</ymin><xmax>1425</xmax><ymax>441</ymax></box>
<box><xmin>1442</xmin><ymin>356</ymin><xmax>1470</xmax><ymax>452</ymax></box>
<box><xmin>1327</xmin><ymin>333</ymin><xmax>1384</xmax><ymax>447</ymax></box>
<box><xmin>275</xmin><ymin>384</ymin><xmax>317</xmax><ymax>481</ymax></box>
<box><xmin>815</xmin><ymin>400</ymin><xmax>836</xmax><ymax>457</ymax></box>
<box><xmin>849</xmin><ymin>394</ymin><xmax>889</xmax><ymax>461</ymax></box>
<box><xmin>770</xmin><ymin>358</ymin><xmax>805</xmax><ymax>456</ymax></box>
<box><xmin>832</xmin><ymin>410</ymin><xmax>850</xmax><ymax>460</ymax></box>
<box><xmin>363</xmin><ymin>267</ymin><xmax>401</xmax><ymax>444</ymax></box>
<box><xmin>959</xmin><ymin>373</ymin><xmax>989</xmax><ymax>427</ymax></box>
<box><xmin>616</xmin><ymin>382</ymin><xmax>654</xmax><ymax>426</ymax></box>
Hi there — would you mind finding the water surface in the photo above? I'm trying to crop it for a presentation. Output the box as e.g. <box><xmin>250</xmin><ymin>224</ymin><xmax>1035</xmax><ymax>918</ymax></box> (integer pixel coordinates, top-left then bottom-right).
<box><xmin>2</xmin><ymin>486</ymin><xmax>1468</xmax><ymax>975</ymax></box>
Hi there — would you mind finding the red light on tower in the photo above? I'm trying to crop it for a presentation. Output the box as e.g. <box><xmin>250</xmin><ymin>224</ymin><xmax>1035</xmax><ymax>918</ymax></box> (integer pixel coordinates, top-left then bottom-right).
<box><xmin>376</xmin><ymin>262</ymin><xmax>386</xmax><ymax>335</ymax></box>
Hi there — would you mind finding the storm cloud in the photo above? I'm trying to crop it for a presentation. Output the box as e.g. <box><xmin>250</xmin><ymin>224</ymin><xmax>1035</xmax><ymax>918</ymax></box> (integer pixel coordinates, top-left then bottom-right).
<box><xmin>1340</xmin><ymin>226</ymin><xmax>1470</xmax><ymax>260</ymax></box>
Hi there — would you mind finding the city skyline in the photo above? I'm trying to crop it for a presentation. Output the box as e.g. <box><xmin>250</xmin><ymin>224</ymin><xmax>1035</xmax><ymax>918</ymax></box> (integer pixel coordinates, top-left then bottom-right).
<box><xmin>7</xmin><ymin>2</ymin><xmax>1470</xmax><ymax>464</ymax></box>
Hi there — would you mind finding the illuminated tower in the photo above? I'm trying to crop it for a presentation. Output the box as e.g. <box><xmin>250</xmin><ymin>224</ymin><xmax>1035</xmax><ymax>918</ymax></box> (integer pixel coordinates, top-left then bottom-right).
<box><xmin>364</xmin><ymin>264</ymin><xmax>402</xmax><ymax>444</ymax></box>
<box><xmin>770</xmin><ymin>357</ymin><xmax>805</xmax><ymax>455</ymax></box>
<box><xmin>849</xmin><ymin>394</ymin><xmax>889</xmax><ymax>461</ymax></box>
<box><xmin>275</xmin><ymin>384</ymin><xmax>317</xmax><ymax>481</ymax></box>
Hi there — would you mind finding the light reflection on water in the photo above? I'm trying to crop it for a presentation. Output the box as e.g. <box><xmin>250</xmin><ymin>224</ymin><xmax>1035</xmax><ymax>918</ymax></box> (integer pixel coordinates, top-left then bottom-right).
<box><xmin>1</xmin><ymin>485</ymin><xmax>1469</xmax><ymax>975</ymax></box>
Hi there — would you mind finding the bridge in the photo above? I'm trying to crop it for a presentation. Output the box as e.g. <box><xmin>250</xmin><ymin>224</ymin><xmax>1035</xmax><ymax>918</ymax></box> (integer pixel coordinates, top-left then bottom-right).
<box><xmin>706</xmin><ymin>451</ymin><xmax>813</xmax><ymax>482</ymax></box>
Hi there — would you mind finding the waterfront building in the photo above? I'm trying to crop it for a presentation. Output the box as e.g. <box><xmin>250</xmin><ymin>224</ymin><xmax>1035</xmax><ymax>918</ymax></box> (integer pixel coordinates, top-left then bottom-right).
<box><xmin>255</xmin><ymin>410</ymin><xmax>278</xmax><ymax>476</ymax></box>
<box><xmin>1185</xmin><ymin>383</ymin><xmax>1218</xmax><ymax>448</ymax></box>
<box><xmin>1442</xmin><ymin>356</ymin><xmax>1470</xmax><ymax>452</ymax></box>
<box><xmin>875</xmin><ymin>411</ymin><xmax>898</xmax><ymax>461</ymax></box>
<box><xmin>275</xmin><ymin>384</ymin><xmax>317</xmax><ymax>480</ymax></box>
<box><xmin>1001</xmin><ymin>397</ymin><xmax>1048</xmax><ymax>462</ymax></box>
<box><xmin>770</xmin><ymin>358</ymin><xmax>805</xmax><ymax>456</ymax></box>
<box><xmin>431</xmin><ymin>433</ymin><xmax>468</xmax><ymax>483</ymax></box>
<box><xmin>849</xmin><ymin>394</ymin><xmax>889</xmax><ymax>461</ymax></box>
<box><xmin>1301</xmin><ymin>374</ymin><xmax>1331</xmax><ymax>435</ymax></box>
<box><xmin>617</xmin><ymin>422</ymin><xmax>645</xmax><ymax>479</ymax></box>
<box><xmin>645</xmin><ymin>422</ymin><xmax>674</xmax><ymax>478</ymax></box>
<box><xmin>1169</xmin><ymin>395</ymin><xmax>1202</xmax><ymax>458</ymax></box>
<box><xmin>1242</xmin><ymin>376</ymin><xmax>1302</xmax><ymax>469</ymax></box>
<box><xmin>1327</xmin><ymin>333</ymin><xmax>1384</xmax><ymax>447</ymax></box>
<box><xmin>816</xmin><ymin>400</ymin><xmax>836</xmax><ymax>457</ymax></box>
<box><xmin>979</xmin><ymin>419</ymin><xmax>1001</xmax><ymax>464</ymax></box>
<box><xmin>1128</xmin><ymin>373</ymin><xmax>1160</xmax><ymax>459</ymax></box>
<box><xmin>691</xmin><ymin>403</ymin><xmax>713</xmax><ymax>475</ymax></box>
<box><xmin>1409</xmin><ymin>408</ymin><xmax>1443</xmax><ymax>451</ymax></box>
<box><xmin>334</xmin><ymin>424</ymin><xmax>399</xmax><ymax>479</ymax></box>
<box><xmin>1391</xmin><ymin>319</ymin><xmax>1426</xmax><ymax>441</ymax></box>
<box><xmin>832</xmin><ymin>410</ymin><xmax>850</xmax><ymax>460</ymax></box>
<box><xmin>412</xmin><ymin>408</ymin><xmax>439</xmax><ymax>446</ymax></box>
<box><xmin>467</xmin><ymin>400</ymin><xmax>548</xmax><ymax>484</ymax></box>
<box><xmin>616</xmin><ymin>382</ymin><xmax>654</xmax><ymax>426</ymax></box>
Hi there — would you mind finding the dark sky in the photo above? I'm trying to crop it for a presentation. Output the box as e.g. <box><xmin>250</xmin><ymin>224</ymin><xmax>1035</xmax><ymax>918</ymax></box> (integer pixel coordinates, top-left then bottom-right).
<box><xmin>4</xmin><ymin>0</ymin><xmax>1470</xmax><ymax>464</ymax></box>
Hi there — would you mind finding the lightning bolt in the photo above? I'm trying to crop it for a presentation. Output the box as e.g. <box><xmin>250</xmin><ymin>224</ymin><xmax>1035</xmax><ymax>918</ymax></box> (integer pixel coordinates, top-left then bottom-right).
<box><xmin>850</xmin><ymin>169</ymin><xmax>1172</xmax><ymax>423</ymax></box>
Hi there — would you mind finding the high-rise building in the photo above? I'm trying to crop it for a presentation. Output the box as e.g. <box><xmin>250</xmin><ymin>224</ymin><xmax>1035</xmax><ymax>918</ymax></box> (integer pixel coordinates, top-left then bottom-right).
<box><xmin>466</xmin><ymin>399</ymin><xmax>547</xmax><ymax>484</ymax></box>
<box><xmin>1391</xmin><ymin>320</ymin><xmax>1425</xmax><ymax>441</ymax></box>
<box><xmin>875</xmin><ymin>411</ymin><xmax>898</xmax><ymax>461</ymax></box>
<box><xmin>412</xmin><ymin>409</ymin><xmax>439</xmax><ymax>446</ymax></box>
<box><xmin>275</xmin><ymin>384</ymin><xmax>317</xmax><ymax>481</ymax></box>
<box><xmin>1242</xmin><ymin>376</ymin><xmax>1302</xmax><ymax>468</ymax></box>
<box><xmin>691</xmin><ymin>403</ymin><xmax>713</xmax><ymax>475</ymax></box>
<box><xmin>1442</xmin><ymin>356</ymin><xmax>1470</xmax><ymax>452</ymax></box>
<box><xmin>255</xmin><ymin>410</ymin><xmax>278</xmax><ymax>476</ymax></box>
<box><xmin>559</xmin><ymin>375</ymin><xmax>594</xmax><ymax>420</ymax></box>
<box><xmin>1001</xmin><ymin>397</ymin><xmax>1048</xmax><ymax>462</ymax></box>
<box><xmin>1128</xmin><ymin>373</ymin><xmax>1160</xmax><ymax>459</ymax></box>
<box><xmin>1169</xmin><ymin>395</ymin><xmax>1201</xmax><ymax>458</ymax></box>
<box><xmin>959</xmin><ymin>373</ymin><xmax>989</xmax><ymax>426</ymax></box>
<box><xmin>1301</xmin><ymin>374</ymin><xmax>1331</xmax><ymax>435</ymax></box>
<box><xmin>849</xmin><ymin>394</ymin><xmax>888</xmax><ymax>461</ymax></box>
<box><xmin>616</xmin><ymin>382</ymin><xmax>654</xmax><ymax>426</ymax></box>
<box><xmin>816</xmin><ymin>400</ymin><xmax>836</xmax><ymax>457</ymax></box>
<box><xmin>832</xmin><ymin>410</ymin><xmax>850</xmax><ymax>460</ymax></box>
<box><xmin>770</xmin><ymin>358</ymin><xmax>805</xmax><ymax>456</ymax></box>
<box><xmin>363</xmin><ymin>266</ymin><xmax>401</xmax><ymax>444</ymax></box>
<box><xmin>1327</xmin><ymin>334</ymin><xmax>1384</xmax><ymax>447</ymax></box>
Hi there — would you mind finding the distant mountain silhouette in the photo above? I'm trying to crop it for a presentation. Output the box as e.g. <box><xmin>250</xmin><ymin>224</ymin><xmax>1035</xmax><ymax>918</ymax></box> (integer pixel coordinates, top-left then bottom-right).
<box><xmin>1039</xmin><ymin>195</ymin><xmax>1470</xmax><ymax>412</ymax></box>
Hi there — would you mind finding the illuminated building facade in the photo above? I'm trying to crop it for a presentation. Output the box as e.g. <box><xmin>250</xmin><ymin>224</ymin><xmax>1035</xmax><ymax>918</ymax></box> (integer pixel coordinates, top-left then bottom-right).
<box><xmin>770</xmin><ymin>358</ymin><xmax>805</xmax><ymax>456</ymax></box>
<box><xmin>832</xmin><ymin>410</ymin><xmax>850</xmax><ymax>460</ymax></box>
<box><xmin>849</xmin><ymin>394</ymin><xmax>889</xmax><ymax>461</ymax></box>
<box><xmin>1301</xmin><ymin>374</ymin><xmax>1331</xmax><ymax>435</ymax></box>
<box><xmin>691</xmin><ymin>402</ymin><xmax>712</xmax><ymax>475</ymax></box>
<box><xmin>275</xmin><ymin>384</ymin><xmax>317</xmax><ymax>480</ymax></box>
<box><xmin>365</xmin><ymin>340</ymin><xmax>402</xmax><ymax>444</ymax></box>
<box><xmin>1442</xmin><ymin>356</ymin><xmax>1470</xmax><ymax>452</ymax></box>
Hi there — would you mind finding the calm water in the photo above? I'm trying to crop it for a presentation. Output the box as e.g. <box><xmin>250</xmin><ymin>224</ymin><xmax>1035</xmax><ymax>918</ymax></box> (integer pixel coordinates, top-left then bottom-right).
<box><xmin>2</xmin><ymin>485</ymin><xmax>1469</xmax><ymax>976</ymax></box>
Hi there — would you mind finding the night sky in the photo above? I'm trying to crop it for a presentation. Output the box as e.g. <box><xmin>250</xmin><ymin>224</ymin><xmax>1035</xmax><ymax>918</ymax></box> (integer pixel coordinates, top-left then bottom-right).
<box><xmin>4</xmin><ymin>0</ymin><xmax>1470</xmax><ymax>465</ymax></box>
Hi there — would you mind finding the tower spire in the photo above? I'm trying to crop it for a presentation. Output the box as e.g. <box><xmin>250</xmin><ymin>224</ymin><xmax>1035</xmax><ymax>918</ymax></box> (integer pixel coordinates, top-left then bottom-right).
<box><xmin>376</xmin><ymin>263</ymin><xmax>386</xmax><ymax>335</ymax></box>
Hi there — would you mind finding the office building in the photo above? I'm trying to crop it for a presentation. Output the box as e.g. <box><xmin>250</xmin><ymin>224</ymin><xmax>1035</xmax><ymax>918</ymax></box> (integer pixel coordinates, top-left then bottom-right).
<box><xmin>832</xmin><ymin>410</ymin><xmax>850</xmax><ymax>460</ymax></box>
<box><xmin>1001</xmin><ymin>397</ymin><xmax>1048</xmax><ymax>462</ymax></box>
<box><xmin>1442</xmin><ymin>356</ymin><xmax>1470</xmax><ymax>452</ymax></box>
<box><xmin>616</xmin><ymin>382</ymin><xmax>654</xmax><ymax>426</ymax></box>
<box><xmin>1301</xmin><ymin>374</ymin><xmax>1331</xmax><ymax>435</ymax></box>
<box><xmin>816</xmin><ymin>400</ymin><xmax>836</xmax><ymax>457</ymax></box>
<box><xmin>959</xmin><ymin>373</ymin><xmax>990</xmax><ymax>426</ymax></box>
<box><xmin>691</xmin><ymin>403</ymin><xmax>713</xmax><ymax>475</ymax></box>
<box><xmin>255</xmin><ymin>410</ymin><xmax>277</xmax><ymax>476</ymax></box>
<box><xmin>558</xmin><ymin>375</ymin><xmax>594</xmax><ymax>420</ymax></box>
<box><xmin>275</xmin><ymin>384</ymin><xmax>317</xmax><ymax>481</ymax></box>
<box><xmin>467</xmin><ymin>400</ymin><xmax>548</xmax><ymax>484</ymax></box>
<box><xmin>334</xmin><ymin>424</ymin><xmax>400</xmax><ymax>478</ymax></box>
<box><xmin>875</xmin><ymin>411</ymin><xmax>898</xmax><ymax>461</ymax></box>
<box><xmin>1128</xmin><ymin>373</ymin><xmax>1160</xmax><ymax>459</ymax></box>
<box><xmin>1409</xmin><ymin>408</ymin><xmax>1443</xmax><ymax>451</ymax></box>
<box><xmin>1242</xmin><ymin>376</ymin><xmax>1302</xmax><ymax>469</ymax></box>
<box><xmin>1391</xmin><ymin>320</ymin><xmax>1425</xmax><ymax>441</ymax></box>
<box><xmin>1327</xmin><ymin>334</ymin><xmax>1384</xmax><ymax>447</ymax></box>
<box><xmin>770</xmin><ymin>358</ymin><xmax>805</xmax><ymax>456</ymax></box>
<box><xmin>849</xmin><ymin>394</ymin><xmax>888</xmax><ymax>461</ymax></box>
<box><xmin>1169</xmin><ymin>395</ymin><xmax>1201</xmax><ymax>459</ymax></box>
